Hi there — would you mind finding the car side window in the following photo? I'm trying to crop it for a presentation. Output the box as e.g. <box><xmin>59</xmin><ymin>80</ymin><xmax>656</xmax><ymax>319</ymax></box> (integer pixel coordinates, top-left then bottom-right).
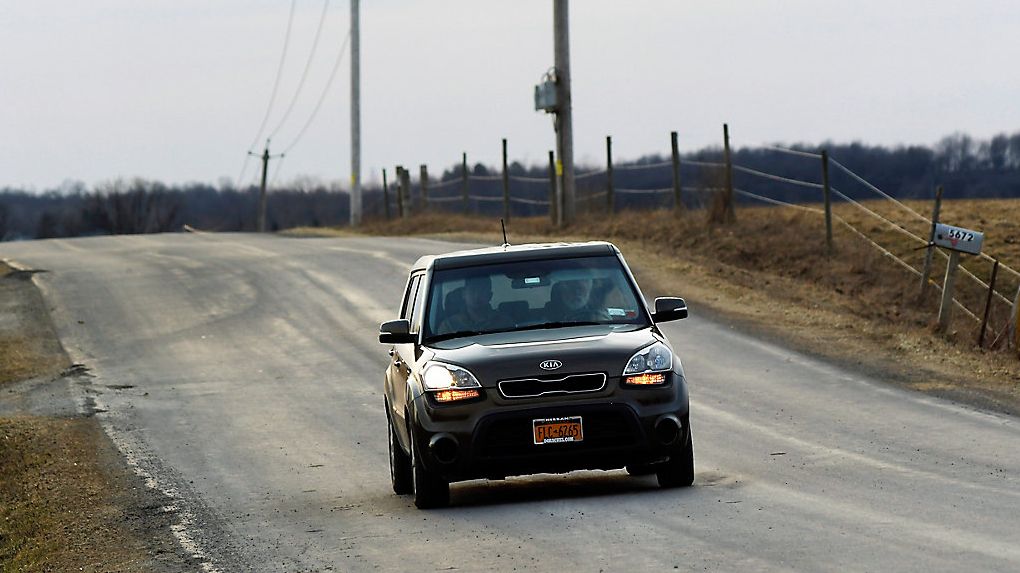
<box><xmin>401</xmin><ymin>274</ymin><xmax>421</xmax><ymax>321</ymax></box>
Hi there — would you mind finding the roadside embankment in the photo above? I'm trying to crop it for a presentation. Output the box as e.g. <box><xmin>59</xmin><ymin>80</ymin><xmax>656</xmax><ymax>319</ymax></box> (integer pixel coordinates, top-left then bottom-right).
<box><xmin>286</xmin><ymin>200</ymin><xmax>1020</xmax><ymax>415</ymax></box>
<box><xmin>0</xmin><ymin>261</ymin><xmax>190</xmax><ymax>572</ymax></box>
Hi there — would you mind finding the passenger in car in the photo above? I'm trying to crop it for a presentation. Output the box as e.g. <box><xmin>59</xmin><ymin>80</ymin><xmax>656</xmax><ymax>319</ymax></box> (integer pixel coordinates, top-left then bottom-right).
<box><xmin>438</xmin><ymin>276</ymin><xmax>512</xmax><ymax>333</ymax></box>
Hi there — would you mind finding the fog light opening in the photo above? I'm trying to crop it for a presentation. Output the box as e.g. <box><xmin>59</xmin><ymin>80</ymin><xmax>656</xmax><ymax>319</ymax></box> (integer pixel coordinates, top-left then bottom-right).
<box><xmin>654</xmin><ymin>415</ymin><xmax>682</xmax><ymax>446</ymax></box>
<box><xmin>429</xmin><ymin>434</ymin><xmax>459</xmax><ymax>465</ymax></box>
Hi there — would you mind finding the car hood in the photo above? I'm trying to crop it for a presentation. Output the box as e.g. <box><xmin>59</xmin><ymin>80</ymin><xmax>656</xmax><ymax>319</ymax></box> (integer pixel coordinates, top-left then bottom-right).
<box><xmin>423</xmin><ymin>326</ymin><xmax>662</xmax><ymax>387</ymax></box>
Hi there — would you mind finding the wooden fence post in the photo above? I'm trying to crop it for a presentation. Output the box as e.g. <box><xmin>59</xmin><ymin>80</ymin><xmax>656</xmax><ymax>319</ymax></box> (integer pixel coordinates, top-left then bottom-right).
<box><xmin>1011</xmin><ymin>283</ymin><xmax>1020</xmax><ymax>352</ymax></box>
<box><xmin>937</xmin><ymin>250</ymin><xmax>961</xmax><ymax>332</ymax></box>
<box><xmin>399</xmin><ymin>166</ymin><xmax>412</xmax><ymax>218</ymax></box>
<box><xmin>461</xmin><ymin>152</ymin><xmax>469</xmax><ymax>214</ymax></box>
<box><xmin>821</xmin><ymin>150</ymin><xmax>833</xmax><ymax>252</ymax></box>
<box><xmin>606</xmin><ymin>135</ymin><xmax>614</xmax><ymax>214</ymax></box>
<box><xmin>723</xmin><ymin>123</ymin><xmax>735</xmax><ymax>222</ymax></box>
<box><xmin>502</xmin><ymin>138</ymin><xmax>510</xmax><ymax>223</ymax></box>
<box><xmin>382</xmin><ymin>168</ymin><xmax>390</xmax><ymax>220</ymax></box>
<box><xmin>671</xmin><ymin>131</ymin><xmax>682</xmax><ymax>213</ymax></box>
<box><xmin>548</xmin><ymin>150</ymin><xmax>558</xmax><ymax>225</ymax></box>
<box><xmin>920</xmin><ymin>186</ymin><xmax>944</xmax><ymax>298</ymax></box>
<box><xmin>978</xmin><ymin>260</ymin><xmax>1000</xmax><ymax>347</ymax></box>
<box><xmin>395</xmin><ymin>166</ymin><xmax>405</xmax><ymax>218</ymax></box>
<box><xmin>419</xmin><ymin>164</ymin><xmax>429</xmax><ymax>211</ymax></box>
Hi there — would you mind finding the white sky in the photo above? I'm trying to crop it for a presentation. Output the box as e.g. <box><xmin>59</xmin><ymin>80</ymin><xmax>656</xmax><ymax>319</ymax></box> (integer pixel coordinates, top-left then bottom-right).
<box><xmin>3</xmin><ymin>0</ymin><xmax>1020</xmax><ymax>190</ymax></box>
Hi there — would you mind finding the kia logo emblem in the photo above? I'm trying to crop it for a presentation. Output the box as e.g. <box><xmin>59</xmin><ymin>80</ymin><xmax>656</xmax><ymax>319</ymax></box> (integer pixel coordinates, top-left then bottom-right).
<box><xmin>539</xmin><ymin>360</ymin><xmax>562</xmax><ymax>371</ymax></box>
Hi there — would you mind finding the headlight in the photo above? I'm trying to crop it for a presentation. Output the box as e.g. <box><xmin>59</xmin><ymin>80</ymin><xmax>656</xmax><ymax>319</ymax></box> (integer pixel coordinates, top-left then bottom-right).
<box><xmin>422</xmin><ymin>362</ymin><xmax>482</xmax><ymax>402</ymax></box>
<box><xmin>622</xmin><ymin>342</ymin><xmax>672</xmax><ymax>386</ymax></box>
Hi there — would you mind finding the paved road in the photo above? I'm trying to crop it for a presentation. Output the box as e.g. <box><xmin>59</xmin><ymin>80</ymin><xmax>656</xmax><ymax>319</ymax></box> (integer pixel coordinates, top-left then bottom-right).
<box><xmin>5</xmin><ymin>233</ymin><xmax>1020</xmax><ymax>572</ymax></box>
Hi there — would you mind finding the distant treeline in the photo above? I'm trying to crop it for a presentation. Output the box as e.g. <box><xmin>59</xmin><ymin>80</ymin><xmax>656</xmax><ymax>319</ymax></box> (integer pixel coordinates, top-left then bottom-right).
<box><xmin>2</xmin><ymin>131</ymin><xmax>1020</xmax><ymax>241</ymax></box>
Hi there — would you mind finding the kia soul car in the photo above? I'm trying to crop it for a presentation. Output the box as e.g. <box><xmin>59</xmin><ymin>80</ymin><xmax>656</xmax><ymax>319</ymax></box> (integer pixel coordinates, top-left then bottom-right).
<box><xmin>379</xmin><ymin>241</ymin><xmax>693</xmax><ymax>508</ymax></box>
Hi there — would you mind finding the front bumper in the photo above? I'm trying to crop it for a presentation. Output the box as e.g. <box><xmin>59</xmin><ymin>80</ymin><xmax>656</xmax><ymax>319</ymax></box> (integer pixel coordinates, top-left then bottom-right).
<box><xmin>410</xmin><ymin>375</ymin><xmax>690</xmax><ymax>482</ymax></box>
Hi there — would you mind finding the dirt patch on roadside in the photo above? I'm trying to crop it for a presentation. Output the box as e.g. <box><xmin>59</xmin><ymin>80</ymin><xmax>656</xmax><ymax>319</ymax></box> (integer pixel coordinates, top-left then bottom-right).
<box><xmin>0</xmin><ymin>417</ymin><xmax>188</xmax><ymax>572</ymax></box>
<box><xmin>0</xmin><ymin>266</ymin><xmax>68</xmax><ymax>386</ymax></box>
<box><xmin>0</xmin><ymin>261</ymin><xmax>192</xmax><ymax>572</ymax></box>
<box><xmin>286</xmin><ymin>203</ymin><xmax>1020</xmax><ymax>415</ymax></box>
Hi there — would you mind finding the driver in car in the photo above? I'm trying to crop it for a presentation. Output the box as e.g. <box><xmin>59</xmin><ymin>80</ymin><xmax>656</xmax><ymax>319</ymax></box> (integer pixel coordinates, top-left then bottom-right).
<box><xmin>438</xmin><ymin>276</ymin><xmax>512</xmax><ymax>333</ymax></box>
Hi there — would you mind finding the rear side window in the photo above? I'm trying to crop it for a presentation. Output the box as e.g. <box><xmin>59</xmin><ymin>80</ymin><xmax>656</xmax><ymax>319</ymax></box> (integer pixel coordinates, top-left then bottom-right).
<box><xmin>411</xmin><ymin>274</ymin><xmax>429</xmax><ymax>333</ymax></box>
<box><xmin>401</xmin><ymin>274</ymin><xmax>422</xmax><ymax>321</ymax></box>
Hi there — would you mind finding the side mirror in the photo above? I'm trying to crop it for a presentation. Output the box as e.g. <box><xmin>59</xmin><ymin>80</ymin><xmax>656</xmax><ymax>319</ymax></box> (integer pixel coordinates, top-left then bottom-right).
<box><xmin>379</xmin><ymin>319</ymin><xmax>415</xmax><ymax>344</ymax></box>
<box><xmin>651</xmin><ymin>297</ymin><xmax>688</xmax><ymax>323</ymax></box>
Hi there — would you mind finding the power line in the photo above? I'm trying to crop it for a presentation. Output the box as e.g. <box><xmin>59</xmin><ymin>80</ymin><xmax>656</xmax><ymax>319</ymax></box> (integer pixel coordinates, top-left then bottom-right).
<box><xmin>282</xmin><ymin>29</ymin><xmax>351</xmax><ymax>155</ymax></box>
<box><xmin>267</xmin><ymin>0</ymin><xmax>333</xmax><ymax>142</ymax></box>
<box><xmin>236</xmin><ymin>0</ymin><xmax>299</xmax><ymax>188</ymax></box>
<box><xmin>269</xmin><ymin>155</ymin><xmax>287</xmax><ymax>188</ymax></box>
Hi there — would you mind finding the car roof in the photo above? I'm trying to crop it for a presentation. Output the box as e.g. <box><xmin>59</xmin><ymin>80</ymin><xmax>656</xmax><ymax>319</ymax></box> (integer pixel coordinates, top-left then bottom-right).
<box><xmin>411</xmin><ymin>241</ymin><xmax>620</xmax><ymax>272</ymax></box>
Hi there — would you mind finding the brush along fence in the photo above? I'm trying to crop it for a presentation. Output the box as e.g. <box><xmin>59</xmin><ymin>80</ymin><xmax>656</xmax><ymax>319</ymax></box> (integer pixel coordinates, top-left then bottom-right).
<box><xmin>382</xmin><ymin>127</ymin><xmax>1020</xmax><ymax>353</ymax></box>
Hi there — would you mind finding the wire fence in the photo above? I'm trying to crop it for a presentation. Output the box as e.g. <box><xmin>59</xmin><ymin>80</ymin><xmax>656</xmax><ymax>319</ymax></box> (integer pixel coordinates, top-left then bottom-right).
<box><xmin>378</xmin><ymin>129</ymin><xmax>1019</xmax><ymax>352</ymax></box>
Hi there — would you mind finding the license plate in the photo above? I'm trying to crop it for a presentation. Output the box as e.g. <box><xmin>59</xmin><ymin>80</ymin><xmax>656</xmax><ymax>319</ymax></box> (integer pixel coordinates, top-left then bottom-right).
<box><xmin>533</xmin><ymin>416</ymin><xmax>583</xmax><ymax>445</ymax></box>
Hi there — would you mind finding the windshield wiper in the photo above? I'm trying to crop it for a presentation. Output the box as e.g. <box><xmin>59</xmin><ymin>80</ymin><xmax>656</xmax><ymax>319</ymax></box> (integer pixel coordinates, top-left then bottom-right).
<box><xmin>515</xmin><ymin>321</ymin><xmax>603</xmax><ymax>331</ymax></box>
<box><xmin>426</xmin><ymin>327</ymin><xmax>519</xmax><ymax>343</ymax></box>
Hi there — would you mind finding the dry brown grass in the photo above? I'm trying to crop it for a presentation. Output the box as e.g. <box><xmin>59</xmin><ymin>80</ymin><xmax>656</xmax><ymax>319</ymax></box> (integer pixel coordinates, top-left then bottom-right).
<box><xmin>0</xmin><ymin>418</ymin><xmax>161</xmax><ymax>572</ymax></box>
<box><xmin>0</xmin><ymin>266</ymin><xmax>68</xmax><ymax>386</ymax></box>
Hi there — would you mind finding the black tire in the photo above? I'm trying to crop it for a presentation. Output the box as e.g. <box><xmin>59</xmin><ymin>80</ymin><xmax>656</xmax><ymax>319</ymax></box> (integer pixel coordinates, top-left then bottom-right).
<box><xmin>410</xmin><ymin>430</ymin><xmax>450</xmax><ymax>509</ymax></box>
<box><xmin>388</xmin><ymin>416</ymin><xmax>412</xmax><ymax>495</ymax></box>
<box><xmin>656</xmin><ymin>427</ymin><xmax>695</xmax><ymax>488</ymax></box>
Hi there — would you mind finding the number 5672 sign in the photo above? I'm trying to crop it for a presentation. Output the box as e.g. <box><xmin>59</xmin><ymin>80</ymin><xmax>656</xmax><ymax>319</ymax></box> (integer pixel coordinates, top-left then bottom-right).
<box><xmin>933</xmin><ymin>223</ymin><xmax>984</xmax><ymax>255</ymax></box>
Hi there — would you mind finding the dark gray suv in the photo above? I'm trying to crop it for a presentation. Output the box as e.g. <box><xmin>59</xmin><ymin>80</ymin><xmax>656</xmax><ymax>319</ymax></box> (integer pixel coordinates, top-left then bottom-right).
<box><xmin>379</xmin><ymin>241</ymin><xmax>693</xmax><ymax>508</ymax></box>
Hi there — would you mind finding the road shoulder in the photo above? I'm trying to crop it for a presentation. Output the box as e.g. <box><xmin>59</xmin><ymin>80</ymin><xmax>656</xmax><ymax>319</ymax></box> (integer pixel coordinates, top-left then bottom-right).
<box><xmin>0</xmin><ymin>261</ymin><xmax>193</xmax><ymax>572</ymax></box>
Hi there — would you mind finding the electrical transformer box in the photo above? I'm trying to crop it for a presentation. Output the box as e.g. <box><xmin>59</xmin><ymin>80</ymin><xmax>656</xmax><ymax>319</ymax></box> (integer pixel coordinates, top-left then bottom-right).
<box><xmin>534</xmin><ymin>80</ymin><xmax>558</xmax><ymax>112</ymax></box>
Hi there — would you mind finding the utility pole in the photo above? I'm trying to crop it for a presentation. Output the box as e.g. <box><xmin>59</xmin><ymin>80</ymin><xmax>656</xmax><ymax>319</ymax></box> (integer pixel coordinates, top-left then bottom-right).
<box><xmin>349</xmin><ymin>0</ymin><xmax>362</xmax><ymax>226</ymax></box>
<box><xmin>553</xmin><ymin>0</ymin><xmax>575</xmax><ymax>225</ymax></box>
<box><xmin>248</xmin><ymin>140</ymin><xmax>283</xmax><ymax>232</ymax></box>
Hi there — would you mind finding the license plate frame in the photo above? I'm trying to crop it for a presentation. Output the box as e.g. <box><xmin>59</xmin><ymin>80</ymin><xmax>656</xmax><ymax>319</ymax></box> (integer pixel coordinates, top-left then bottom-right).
<box><xmin>532</xmin><ymin>416</ymin><xmax>584</xmax><ymax>445</ymax></box>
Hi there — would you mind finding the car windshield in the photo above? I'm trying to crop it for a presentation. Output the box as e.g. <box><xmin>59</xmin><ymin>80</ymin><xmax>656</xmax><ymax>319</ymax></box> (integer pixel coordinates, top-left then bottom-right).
<box><xmin>423</xmin><ymin>255</ymin><xmax>649</xmax><ymax>342</ymax></box>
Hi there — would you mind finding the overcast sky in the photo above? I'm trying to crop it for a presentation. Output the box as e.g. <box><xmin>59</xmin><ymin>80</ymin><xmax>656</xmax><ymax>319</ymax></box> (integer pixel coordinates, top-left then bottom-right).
<box><xmin>3</xmin><ymin>0</ymin><xmax>1020</xmax><ymax>190</ymax></box>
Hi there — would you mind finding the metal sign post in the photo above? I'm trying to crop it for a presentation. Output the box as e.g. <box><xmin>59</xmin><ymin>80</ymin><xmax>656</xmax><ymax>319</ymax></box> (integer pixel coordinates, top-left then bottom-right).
<box><xmin>934</xmin><ymin>223</ymin><xmax>985</xmax><ymax>333</ymax></box>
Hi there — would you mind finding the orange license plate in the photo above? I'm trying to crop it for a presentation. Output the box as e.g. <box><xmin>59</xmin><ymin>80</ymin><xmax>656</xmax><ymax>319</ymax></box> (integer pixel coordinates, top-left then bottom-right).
<box><xmin>533</xmin><ymin>416</ymin><xmax>583</xmax><ymax>445</ymax></box>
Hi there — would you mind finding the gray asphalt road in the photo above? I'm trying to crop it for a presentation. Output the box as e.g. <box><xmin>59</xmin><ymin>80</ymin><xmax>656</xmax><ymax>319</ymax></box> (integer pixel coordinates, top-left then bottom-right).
<box><xmin>5</xmin><ymin>233</ymin><xmax>1019</xmax><ymax>572</ymax></box>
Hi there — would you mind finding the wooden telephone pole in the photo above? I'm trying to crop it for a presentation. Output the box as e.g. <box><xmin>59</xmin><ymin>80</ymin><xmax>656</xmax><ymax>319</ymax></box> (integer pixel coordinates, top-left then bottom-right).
<box><xmin>553</xmin><ymin>0</ymin><xmax>575</xmax><ymax>224</ymax></box>
<box><xmin>349</xmin><ymin>0</ymin><xmax>362</xmax><ymax>226</ymax></box>
<box><xmin>248</xmin><ymin>141</ymin><xmax>284</xmax><ymax>232</ymax></box>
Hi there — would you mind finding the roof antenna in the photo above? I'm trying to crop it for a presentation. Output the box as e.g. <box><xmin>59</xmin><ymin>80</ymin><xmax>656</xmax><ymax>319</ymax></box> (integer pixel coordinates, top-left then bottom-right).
<box><xmin>500</xmin><ymin>218</ymin><xmax>510</xmax><ymax>248</ymax></box>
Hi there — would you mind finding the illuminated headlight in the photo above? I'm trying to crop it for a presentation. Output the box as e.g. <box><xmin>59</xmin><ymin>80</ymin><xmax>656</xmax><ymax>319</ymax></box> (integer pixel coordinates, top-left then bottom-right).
<box><xmin>422</xmin><ymin>362</ymin><xmax>482</xmax><ymax>402</ymax></box>
<box><xmin>622</xmin><ymin>342</ymin><xmax>672</xmax><ymax>386</ymax></box>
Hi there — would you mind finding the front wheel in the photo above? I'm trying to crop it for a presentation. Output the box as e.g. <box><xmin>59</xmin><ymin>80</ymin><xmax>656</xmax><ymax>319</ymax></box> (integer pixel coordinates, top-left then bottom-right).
<box><xmin>411</xmin><ymin>431</ymin><xmax>450</xmax><ymax>509</ymax></box>
<box><xmin>656</xmin><ymin>427</ymin><xmax>695</xmax><ymax>488</ymax></box>
<box><xmin>388</xmin><ymin>416</ymin><xmax>412</xmax><ymax>495</ymax></box>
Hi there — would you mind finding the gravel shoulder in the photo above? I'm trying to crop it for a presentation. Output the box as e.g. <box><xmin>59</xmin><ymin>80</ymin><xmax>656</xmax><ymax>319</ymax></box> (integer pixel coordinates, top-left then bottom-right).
<box><xmin>0</xmin><ymin>260</ymin><xmax>192</xmax><ymax>572</ymax></box>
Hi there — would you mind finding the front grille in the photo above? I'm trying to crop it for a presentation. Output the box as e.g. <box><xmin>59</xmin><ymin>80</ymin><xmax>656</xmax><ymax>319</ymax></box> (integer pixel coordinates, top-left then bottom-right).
<box><xmin>475</xmin><ymin>406</ymin><xmax>640</xmax><ymax>458</ymax></box>
<box><xmin>498</xmin><ymin>372</ymin><xmax>607</xmax><ymax>399</ymax></box>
